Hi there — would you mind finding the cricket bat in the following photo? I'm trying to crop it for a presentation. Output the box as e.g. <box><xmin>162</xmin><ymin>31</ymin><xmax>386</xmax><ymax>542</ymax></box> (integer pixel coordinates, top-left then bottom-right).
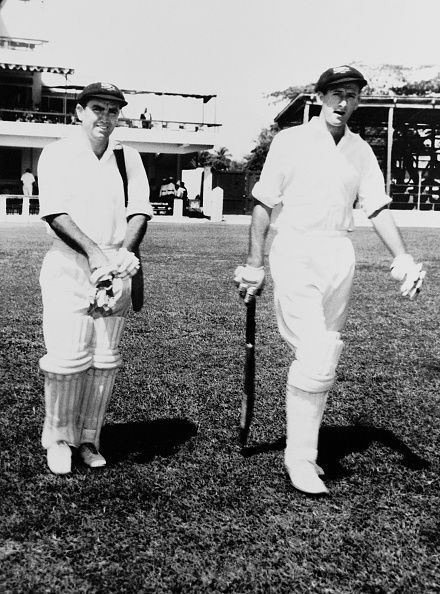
<box><xmin>239</xmin><ymin>296</ymin><xmax>256</xmax><ymax>446</ymax></box>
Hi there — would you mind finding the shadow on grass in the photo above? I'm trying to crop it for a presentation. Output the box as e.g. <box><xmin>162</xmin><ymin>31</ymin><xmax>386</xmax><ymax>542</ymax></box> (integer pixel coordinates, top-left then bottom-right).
<box><xmin>241</xmin><ymin>424</ymin><xmax>430</xmax><ymax>480</ymax></box>
<box><xmin>100</xmin><ymin>418</ymin><xmax>197</xmax><ymax>465</ymax></box>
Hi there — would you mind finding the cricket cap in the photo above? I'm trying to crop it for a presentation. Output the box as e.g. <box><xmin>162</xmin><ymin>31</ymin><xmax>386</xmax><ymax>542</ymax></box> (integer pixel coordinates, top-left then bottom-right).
<box><xmin>77</xmin><ymin>82</ymin><xmax>128</xmax><ymax>107</ymax></box>
<box><xmin>315</xmin><ymin>65</ymin><xmax>368</xmax><ymax>93</ymax></box>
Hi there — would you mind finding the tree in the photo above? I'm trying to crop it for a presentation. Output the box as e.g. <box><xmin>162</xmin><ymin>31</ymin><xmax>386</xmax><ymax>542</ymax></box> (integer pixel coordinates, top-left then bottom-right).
<box><xmin>267</xmin><ymin>63</ymin><xmax>440</xmax><ymax>102</ymax></box>
<box><xmin>209</xmin><ymin>146</ymin><xmax>232</xmax><ymax>171</ymax></box>
<box><xmin>243</xmin><ymin>124</ymin><xmax>279</xmax><ymax>172</ymax></box>
<box><xmin>268</xmin><ymin>83</ymin><xmax>315</xmax><ymax>103</ymax></box>
<box><xmin>189</xmin><ymin>147</ymin><xmax>232</xmax><ymax>171</ymax></box>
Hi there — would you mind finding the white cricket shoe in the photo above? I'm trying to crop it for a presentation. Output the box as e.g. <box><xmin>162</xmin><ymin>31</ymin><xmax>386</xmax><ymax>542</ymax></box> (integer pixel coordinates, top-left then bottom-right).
<box><xmin>79</xmin><ymin>443</ymin><xmax>106</xmax><ymax>468</ymax></box>
<box><xmin>47</xmin><ymin>441</ymin><xmax>72</xmax><ymax>475</ymax></box>
<box><xmin>286</xmin><ymin>460</ymin><xmax>329</xmax><ymax>495</ymax></box>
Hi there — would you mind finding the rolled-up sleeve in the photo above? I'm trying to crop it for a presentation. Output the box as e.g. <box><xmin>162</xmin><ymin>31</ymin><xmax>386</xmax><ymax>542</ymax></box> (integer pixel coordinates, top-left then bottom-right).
<box><xmin>358</xmin><ymin>144</ymin><xmax>392</xmax><ymax>217</ymax></box>
<box><xmin>37</xmin><ymin>143</ymin><xmax>69</xmax><ymax>220</ymax></box>
<box><xmin>125</xmin><ymin>148</ymin><xmax>154</xmax><ymax>220</ymax></box>
<box><xmin>252</xmin><ymin>132</ymin><xmax>285</xmax><ymax>208</ymax></box>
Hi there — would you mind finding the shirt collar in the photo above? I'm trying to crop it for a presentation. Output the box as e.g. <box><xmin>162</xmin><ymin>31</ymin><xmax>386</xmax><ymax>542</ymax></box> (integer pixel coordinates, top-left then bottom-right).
<box><xmin>70</xmin><ymin>127</ymin><xmax>117</xmax><ymax>159</ymax></box>
<box><xmin>308</xmin><ymin>116</ymin><xmax>353</xmax><ymax>142</ymax></box>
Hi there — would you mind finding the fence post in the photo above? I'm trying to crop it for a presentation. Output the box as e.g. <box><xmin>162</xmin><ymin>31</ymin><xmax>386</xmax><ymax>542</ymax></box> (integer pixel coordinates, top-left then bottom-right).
<box><xmin>22</xmin><ymin>196</ymin><xmax>30</xmax><ymax>220</ymax></box>
<box><xmin>173</xmin><ymin>198</ymin><xmax>183</xmax><ymax>218</ymax></box>
<box><xmin>386</xmin><ymin>104</ymin><xmax>395</xmax><ymax>196</ymax></box>
<box><xmin>210</xmin><ymin>186</ymin><xmax>224</xmax><ymax>222</ymax></box>
<box><xmin>0</xmin><ymin>195</ymin><xmax>6</xmax><ymax>222</ymax></box>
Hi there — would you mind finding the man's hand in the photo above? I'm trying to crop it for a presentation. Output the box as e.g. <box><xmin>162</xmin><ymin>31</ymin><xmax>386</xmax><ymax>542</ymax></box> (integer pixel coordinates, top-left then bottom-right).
<box><xmin>88</xmin><ymin>250</ymin><xmax>113</xmax><ymax>277</ymax></box>
<box><xmin>390</xmin><ymin>254</ymin><xmax>426</xmax><ymax>299</ymax></box>
<box><xmin>112</xmin><ymin>247</ymin><xmax>140</xmax><ymax>279</ymax></box>
<box><xmin>90</xmin><ymin>265</ymin><xmax>115</xmax><ymax>286</ymax></box>
<box><xmin>234</xmin><ymin>264</ymin><xmax>265</xmax><ymax>303</ymax></box>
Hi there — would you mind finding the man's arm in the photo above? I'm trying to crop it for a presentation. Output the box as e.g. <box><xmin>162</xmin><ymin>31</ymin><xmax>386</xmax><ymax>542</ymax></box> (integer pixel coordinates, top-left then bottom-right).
<box><xmin>45</xmin><ymin>213</ymin><xmax>109</xmax><ymax>272</ymax></box>
<box><xmin>234</xmin><ymin>201</ymin><xmax>272</xmax><ymax>302</ymax></box>
<box><xmin>247</xmin><ymin>201</ymin><xmax>272</xmax><ymax>267</ymax></box>
<box><xmin>369</xmin><ymin>206</ymin><xmax>406</xmax><ymax>257</ymax></box>
<box><xmin>122</xmin><ymin>214</ymin><xmax>149</xmax><ymax>252</ymax></box>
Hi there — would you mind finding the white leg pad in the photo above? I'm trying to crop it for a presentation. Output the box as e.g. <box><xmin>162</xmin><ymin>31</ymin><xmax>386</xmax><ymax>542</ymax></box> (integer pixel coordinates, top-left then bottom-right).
<box><xmin>92</xmin><ymin>316</ymin><xmax>125</xmax><ymax>369</ymax></box>
<box><xmin>40</xmin><ymin>315</ymin><xmax>93</xmax><ymax>374</ymax></box>
<box><xmin>79</xmin><ymin>367</ymin><xmax>118</xmax><ymax>448</ymax></box>
<box><xmin>41</xmin><ymin>371</ymin><xmax>85</xmax><ymax>449</ymax></box>
<box><xmin>284</xmin><ymin>384</ymin><xmax>329</xmax><ymax>494</ymax></box>
<box><xmin>285</xmin><ymin>384</ymin><xmax>328</xmax><ymax>464</ymax></box>
<box><xmin>288</xmin><ymin>331</ymin><xmax>343</xmax><ymax>393</ymax></box>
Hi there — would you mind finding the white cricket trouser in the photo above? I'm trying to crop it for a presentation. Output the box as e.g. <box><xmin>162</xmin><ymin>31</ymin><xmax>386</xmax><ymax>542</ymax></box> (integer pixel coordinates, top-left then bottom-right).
<box><xmin>270</xmin><ymin>230</ymin><xmax>355</xmax><ymax>473</ymax></box>
<box><xmin>39</xmin><ymin>240</ymin><xmax>131</xmax><ymax>449</ymax></box>
<box><xmin>269</xmin><ymin>230</ymin><xmax>355</xmax><ymax>349</ymax></box>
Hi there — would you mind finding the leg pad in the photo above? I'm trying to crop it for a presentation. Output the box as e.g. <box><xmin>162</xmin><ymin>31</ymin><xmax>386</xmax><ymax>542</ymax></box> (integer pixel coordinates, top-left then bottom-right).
<box><xmin>288</xmin><ymin>331</ymin><xmax>343</xmax><ymax>393</ymax></box>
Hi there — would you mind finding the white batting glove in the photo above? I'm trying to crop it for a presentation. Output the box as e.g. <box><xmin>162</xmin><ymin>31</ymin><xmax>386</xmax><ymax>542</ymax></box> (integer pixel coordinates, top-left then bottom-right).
<box><xmin>88</xmin><ymin>266</ymin><xmax>123</xmax><ymax>316</ymax></box>
<box><xmin>390</xmin><ymin>254</ymin><xmax>426</xmax><ymax>299</ymax></box>
<box><xmin>112</xmin><ymin>247</ymin><xmax>140</xmax><ymax>279</ymax></box>
<box><xmin>234</xmin><ymin>264</ymin><xmax>265</xmax><ymax>303</ymax></box>
<box><xmin>90</xmin><ymin>265</ymin><xmax>116</xmax><ymax>286</ymax></box>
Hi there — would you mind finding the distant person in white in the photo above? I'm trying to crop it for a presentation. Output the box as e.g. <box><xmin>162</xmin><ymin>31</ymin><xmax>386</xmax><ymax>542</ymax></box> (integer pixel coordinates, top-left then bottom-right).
<box><xmin>235</xmin><ymin>65</ymin><xmax>426</xmax><ymax>496</ymax></box>
<box><xmin>21</xmin><ymin>168</ymin><xmax>35</xmax><ymax>196</ymax></box>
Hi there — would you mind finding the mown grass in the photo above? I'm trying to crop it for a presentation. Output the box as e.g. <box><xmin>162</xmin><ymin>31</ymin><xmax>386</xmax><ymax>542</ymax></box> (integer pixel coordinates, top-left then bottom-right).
<box><xmin>0</xmin><ymin>221</ymin><xmax>438</xmax><ymax>593</ymax></box>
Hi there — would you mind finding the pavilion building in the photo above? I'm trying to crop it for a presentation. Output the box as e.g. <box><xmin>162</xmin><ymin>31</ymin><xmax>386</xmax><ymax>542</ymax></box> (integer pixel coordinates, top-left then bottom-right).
<box><xmin>0</xmin><ymin>0</ymin><xmax>220</xmax><ymax>219</ymax></box>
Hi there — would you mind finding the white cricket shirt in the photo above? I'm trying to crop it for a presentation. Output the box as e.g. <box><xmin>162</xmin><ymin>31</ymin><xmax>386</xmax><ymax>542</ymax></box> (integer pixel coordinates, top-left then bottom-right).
<box><xmin>252</xmin><ymin>117</ymin><xmax>391</xmax><ymax>233</ymax></box>
<box><xmin>38</xmin><ymin>129</ymin><xmax>153</xmax><ymax>247</ymax></box>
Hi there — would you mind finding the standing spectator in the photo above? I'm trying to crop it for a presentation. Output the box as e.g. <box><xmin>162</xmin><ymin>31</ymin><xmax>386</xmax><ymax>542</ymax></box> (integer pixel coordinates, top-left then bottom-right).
<box><xmin>37</xmin><ymin>81</ymin><xmax>153</xmax><ymax>475</ymax></box>
<box><xmin>140</xmin><ymin>107</ymin><xmax>152</xmax><ymax>129</ymax></box>
<box><xmin>21</xmin><ymin>168</ymin><xmax>35</xmax><ymax>196</ymax></box>
<box><xmin>176</xmin><ymin>180</ymin><xmax>189</xmax><ymax>214</ymax></box>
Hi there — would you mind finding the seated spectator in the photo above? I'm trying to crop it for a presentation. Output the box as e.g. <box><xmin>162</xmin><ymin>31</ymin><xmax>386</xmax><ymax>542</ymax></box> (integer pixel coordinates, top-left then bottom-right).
<box><xmin>159</xmin><ymin>177</ymin><xmax>176</xmax><ymax>197</ymax></box>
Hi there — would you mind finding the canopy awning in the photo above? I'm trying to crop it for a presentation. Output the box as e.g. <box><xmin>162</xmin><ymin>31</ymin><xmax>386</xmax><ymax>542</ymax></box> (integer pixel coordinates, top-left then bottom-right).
<box><xmin>47</xmin><ymin>84</ymin><xmax>216</xmax><ymax>103</ymax></box>
<box><xmin>275</xmin><ymin>93</ymin><xmax>440</xmax><ymax>128</ymax></box>
<box><xmin>0</xmin><ymin>61</ymin><xmax>74</xmax><ymax>75</ymax></box>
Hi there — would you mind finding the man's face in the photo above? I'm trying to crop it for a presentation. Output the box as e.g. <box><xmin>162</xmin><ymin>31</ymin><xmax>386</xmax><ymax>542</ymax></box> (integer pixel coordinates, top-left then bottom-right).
<box><xmin>318</xmin><ymin>83</ymin><xmax>360</xmax><ymax>128</ymax></box>
<box><xmin>76</xmin><ymin>98</ymin><xmax>120</xmax><ymax>143</ymax></box>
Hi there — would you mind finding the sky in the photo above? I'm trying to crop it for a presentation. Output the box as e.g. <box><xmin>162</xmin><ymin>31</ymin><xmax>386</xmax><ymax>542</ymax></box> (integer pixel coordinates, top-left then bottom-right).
<box><xmin>33</xmin><ymin>0</ymin><xmax>440</xmax><ymax>157</ymax></box>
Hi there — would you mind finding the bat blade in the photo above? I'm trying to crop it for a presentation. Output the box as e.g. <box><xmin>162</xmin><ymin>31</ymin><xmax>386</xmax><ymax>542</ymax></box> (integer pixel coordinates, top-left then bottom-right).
<box><xmin>239</xmin><ymin>297</ymin><xmax>256</xmax><ymax>446</ymax></box>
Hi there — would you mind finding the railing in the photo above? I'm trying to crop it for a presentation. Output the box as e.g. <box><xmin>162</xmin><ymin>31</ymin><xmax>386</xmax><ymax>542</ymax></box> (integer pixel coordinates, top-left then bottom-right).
<box><xmin>0</xmin><ymin>108</ymin><xmax>73</xmax><ymax>124</ymax></box>
<box><xmin>389</xmin><ymin>182</ymin><xmax>440</xmax><ymax>211</ymax></box>
<box><xmin>0</xmin><ymin>36</ymin><xmax>48</xmax><ymax>51</ymax></box>
<box><xmin>0</xmin><ymin>108</ymin><xmax>221</xmax><ymax>131</ymax></box>
<box><xmin>0</xmin><ymin>195</ymin><xmax>205</xmax><ymax>221</ymax></box>
<box><xmin>0</xmin><ymin>195</ymin><xmax>40</xmax><ymax>222</ymax></box>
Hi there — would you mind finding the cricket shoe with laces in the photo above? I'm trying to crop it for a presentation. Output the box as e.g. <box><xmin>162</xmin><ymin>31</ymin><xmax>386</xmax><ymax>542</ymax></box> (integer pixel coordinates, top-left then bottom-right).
<box><xmin>79</xmin><ymin>443</ymin><xmax>106</xmax><ymax>468</ymax></box>
<box><xmin>286</xmin><ymin>459</ymin><xmax>329</xmax><ymax>495</ymax></box>
<box><xmin>47</xmin><ymin>440</ymin><xmax>72</xmax><ymax>475</ymax></box>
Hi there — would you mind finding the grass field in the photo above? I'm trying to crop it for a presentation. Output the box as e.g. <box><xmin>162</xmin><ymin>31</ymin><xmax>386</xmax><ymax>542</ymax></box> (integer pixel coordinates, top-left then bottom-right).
<box><xmin>0</xmin><ymin>221</ymin><xmax>439</xmax><ymax>593</ymax></box>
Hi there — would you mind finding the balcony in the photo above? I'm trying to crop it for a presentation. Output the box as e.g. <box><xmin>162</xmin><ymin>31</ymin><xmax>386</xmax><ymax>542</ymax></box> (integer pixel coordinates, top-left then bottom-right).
<box><xmin>0</xmin><ymin>107</ymin><xmax>220</xmax><ymax>153</ymax></box>
<box><xmin>0</xmin><ymin>35</ymin><xmax>48</xmax><ymax>51</ymax></box>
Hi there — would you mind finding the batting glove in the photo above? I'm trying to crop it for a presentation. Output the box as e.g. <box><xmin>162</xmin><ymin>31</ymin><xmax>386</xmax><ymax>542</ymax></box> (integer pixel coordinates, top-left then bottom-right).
<box><xmin>90</xmin><ymin>264</ymin><xmax>116</xmax><ymax>286</ymax></box>
<box><xmin>390</xmin><ymin>254</ymin><xmax>426</xmax><ymax>299</ymax></box>
<box><xmin>88</xmin><ymin>266</ymin><xmax>123</xmax><ymax>316</ymax></box>
<box><xmin>112</xmin><ymin>247</ymin><xmax>140</xmax><ymax>279</ymax></box>
<box><xmin>234</xmin><ymin>264</ymin><xmax>265</xmax><ymax>303</ymax></box>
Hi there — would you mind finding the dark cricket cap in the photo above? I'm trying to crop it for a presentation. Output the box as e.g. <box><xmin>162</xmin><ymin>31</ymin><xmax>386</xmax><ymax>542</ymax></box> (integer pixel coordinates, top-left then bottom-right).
<box><xmin>77</xmin><ymin>82</ymin><xmax>128</xmax><ymax>107</ymax></box>
<box><xmin>315</xmin><ymin>65</ymin><xmax>368</xmax><ymax>93</ymax></box>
